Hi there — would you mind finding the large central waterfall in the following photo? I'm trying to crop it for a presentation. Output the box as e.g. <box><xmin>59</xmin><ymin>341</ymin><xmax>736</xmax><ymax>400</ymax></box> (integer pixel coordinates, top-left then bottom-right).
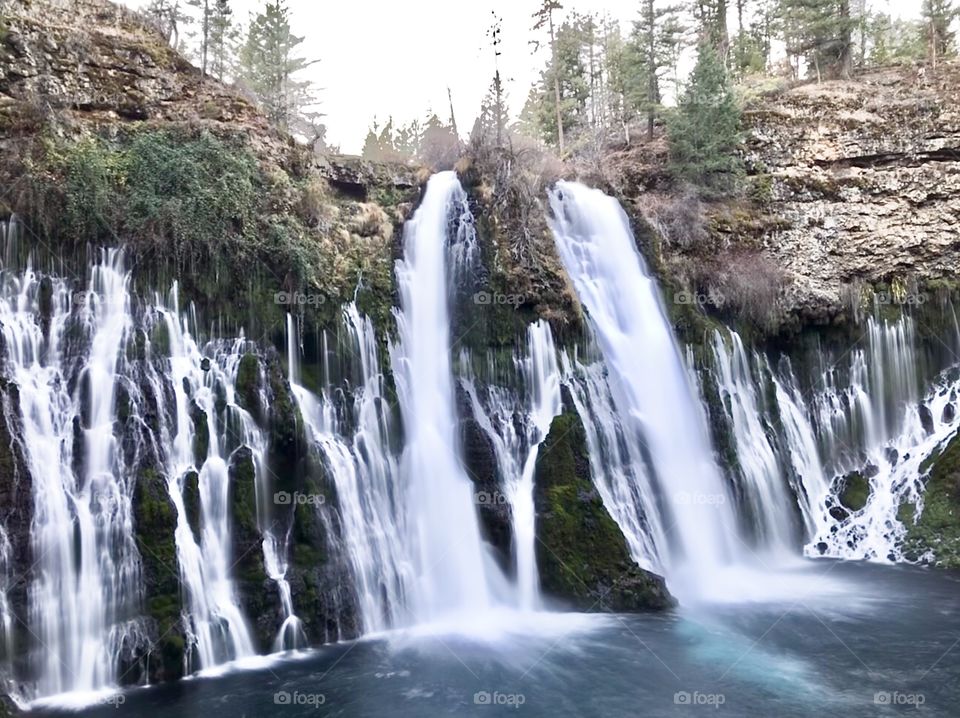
<box><xmin>548</xmin><ymin>182</ymin><xmax>740</xmax><ymax>597</ymax></box>
<box><xmin>389</xmin><ymin>171</ymin><xmax>504</xmax><ymax>620</ymax></box>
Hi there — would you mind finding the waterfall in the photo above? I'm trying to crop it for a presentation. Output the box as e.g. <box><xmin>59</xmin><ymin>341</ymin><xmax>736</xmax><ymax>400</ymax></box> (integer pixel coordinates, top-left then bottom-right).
<box><xmin>288</xmin><ymin>308</ymin><xmax>409</xmax><ymax>633</ymax></box>
<box><xmin>560</xmin><ymin>350</ymin><xmax>665</xmax><ymax>572</ymax></box>
<box><xmin>460</xmin><ymin>320</ymin><xmax>562</xmax><ymax>609</ymax></box>
<box><xmin>150</xmin><ymin>297</ymin><xmax>255</xmax><ymax>670</ymax></box>
<box><xmin>0</xmin><ymin>246</ymin><xmax>144</xmax><ymax>700</ymax></box>
<box><xmin>709</xmin><ymin>331</ymin><xmax>800</xmax><ymax>552</ymax></box>
<box><xmin>389</xmin><ymin>171</ymin><xmax>504</xmax><ymax>620</ymax></box>
<box><xmin>702</xmin><ymin>318</ymin><xmax>960</xmax><ymax>563</ymax></box>
<box><xmin>548</xmin><ymin>182</ymin><xmax>738</xmax><ymax>597</ymax></box>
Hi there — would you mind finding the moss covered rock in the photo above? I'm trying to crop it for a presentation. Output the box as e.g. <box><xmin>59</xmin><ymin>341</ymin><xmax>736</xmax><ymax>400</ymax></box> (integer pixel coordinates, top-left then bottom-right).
<box><xmin>132</xmin><ymin>466</ymin><xmax>185</xmax><ymax>682</ymax></box>
<box><xmin>902</xmin><ymin>431</ymin><xmax>960</xmax><ymax>567</ymax></box>
<box><xmin>533</xmin><ymin>413</ymin><xmax>673</xmax><ymax>611</ymax></box>
<box><xmin>839</xmin><ymin>470</ymin><xmax>872</xmax><ymax>512</ymax></box>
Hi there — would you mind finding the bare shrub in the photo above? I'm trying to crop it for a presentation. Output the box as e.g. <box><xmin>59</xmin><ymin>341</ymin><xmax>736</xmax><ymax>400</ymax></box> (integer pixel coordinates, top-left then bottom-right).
<box><xmin>639</xmin><ymin>186</ymin><xmax>712</xmax><ymax>252</ymax></box>
<box><xmin>695</xmin><ymin>248</ymin><xmax>787</xmax><ymax>331</ymax></box>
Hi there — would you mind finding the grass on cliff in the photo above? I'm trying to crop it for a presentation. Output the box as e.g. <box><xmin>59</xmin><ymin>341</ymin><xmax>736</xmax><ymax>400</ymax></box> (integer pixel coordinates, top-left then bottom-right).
<box><xmin>12</xmin><ymin>127</ymin><xmax>400</xmax><ymax>331</ymax></box>
<box><xmin>51</xmin><ymin>129</ymin><xmax>309</xmax><ymax>279</ymax></box>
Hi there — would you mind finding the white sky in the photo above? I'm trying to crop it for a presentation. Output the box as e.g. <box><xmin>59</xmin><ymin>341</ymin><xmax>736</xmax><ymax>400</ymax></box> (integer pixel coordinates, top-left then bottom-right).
<box><xmin>122</xmin><ymin>0</ymin><xmax>924</xmax><ymax>154</ymax></box>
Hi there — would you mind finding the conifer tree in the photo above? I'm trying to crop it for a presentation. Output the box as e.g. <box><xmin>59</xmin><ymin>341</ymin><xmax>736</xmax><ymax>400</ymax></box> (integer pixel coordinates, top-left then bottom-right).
<box><xmin>667</xmin><ymin>42</ymin><xmax>743</xmax><ymax>193</ymax></box>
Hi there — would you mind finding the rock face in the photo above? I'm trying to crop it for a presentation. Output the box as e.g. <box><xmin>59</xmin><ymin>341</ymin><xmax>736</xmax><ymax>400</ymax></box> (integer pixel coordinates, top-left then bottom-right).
<box><xmin>742</xmin><ymin>65</ymin><xmax>960</xmax><ymax>325</ymax></box>
<box><xmin>534</xmin><ymin>413</ymin><xmax>674</xmax><ymax>611</ymax></box>
<box><xmin>902</xmin><ymin>430</ymin><xmax>960</xmax><ymax>567</ymax></box>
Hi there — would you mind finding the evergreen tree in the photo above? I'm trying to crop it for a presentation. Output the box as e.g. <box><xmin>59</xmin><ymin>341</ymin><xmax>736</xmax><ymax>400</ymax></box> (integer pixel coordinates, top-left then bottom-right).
<box><xmin>534</xmin><ymin>18</ymin><xmax>590</xmax><ymax>149</ymax></box>
<box><xmin>186</xmin><ymin>0</ymin><xmax>212</xmax><ymax>76</ymax></box>
<box><xmin>238</xmin><ymin>0</ymin><xmax>317</xmax><ymax>131</ymax></box>
<box><xmin>209</xmin><ymin>0</ymin><xmax>238</xmax><ymax>82</ymax></box>
<box><xmin>922</xmin><ymin>0</ymin><xmax>959</xmax><ymax>67</ymax></box>
<box><xmin>781</xmin><ymin>0</ymin><xmax>857</xmax><ymax>80</ymax></box>
<box><xmin>694</xmin><ymin>0</ymin><xmax>730</xmax><ymax>57</ymax></box>
<box><xmin>532</xmin><ymin>0</ymin><xmax>566</xmax><ymax>153</ymax></box>
<box><xmin>667</xmin><ymin>42</ymin><xmax>742</xmax><ymax>193</ymax></box>
<box><xmin>625</xmin><ymin>0</ymin><xmax>686</xmax><ymax>141</ymax></box>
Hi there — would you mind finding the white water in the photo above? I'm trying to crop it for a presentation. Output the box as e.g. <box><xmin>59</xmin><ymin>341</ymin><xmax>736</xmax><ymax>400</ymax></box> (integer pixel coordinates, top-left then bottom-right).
<box><xmin>0</xmin><ymin>246</ymin><xmax>143</xmax><ymax>701</ymax></box>
<box><xmin>460</xmin><ymin>320</ymin><xmax>562</xmax><ymax>609</ymax></box>
<box><xmin>560</xmin><ymin>351</ymin><xmax>665</xmax><ymax>572</ymax></box>
<box><xmin>288</xmin><ymin>308</ymin><xmax>409</xmax><ymax>633</ymax></box>
<box><xmin>709</xmin><ymin>331</ymin><xmax>800</xmax><ymax>553</ymax></box>
<box><xmin>704</xmin><ymin>317</ymin><xmax>960</xmax><ymax>563</ymax></box>
<box><xmin>389</xmin><ymin>171</ymin><xmax>503</xmax><ymax>620</ymax></box>
<box><xmin>151</xmin><ymin>294</ymin><xmax>254</xmax><ymax>670</ymax></box>
<box><xmin>548</xmin><ymin>182</ymin><xmax>739</xmax><ymax>598</ymax></box>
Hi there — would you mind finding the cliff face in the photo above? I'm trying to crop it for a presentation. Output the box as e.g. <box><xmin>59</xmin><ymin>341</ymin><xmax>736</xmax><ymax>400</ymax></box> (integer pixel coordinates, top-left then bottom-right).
<box><xmin>743</xmin><ymin>65</ymin><xmax>960</xmax><ymax>326</ymax></box>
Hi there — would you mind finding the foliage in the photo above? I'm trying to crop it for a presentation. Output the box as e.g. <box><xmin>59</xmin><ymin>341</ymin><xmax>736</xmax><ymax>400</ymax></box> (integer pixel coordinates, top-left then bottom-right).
<box><xmin>666</xmin><ymin>43</ymin><xmax>743</xmax><ymax>195</ymax></box>
<box><xmin>922</xmin><ymin>0</ymin><xmax>960</xmax><ymax>64</ymax></box>
<box><xmin>238</xmin><ymin>0</ymin><xmax>316</xmax><ymax>131</ymax></box>
<box><xmin>48</xmin><ymin>129</ymin><xmax>318</xmax><ymax>293</ymax></box>
<box><xmin>121</xmin><ymin>130</ymin><xmax>258</xmax><ymax>264</ymax></box>
<box><xmin>361</xmin><ymin>113</ymin><xmax>460</xmax><ymax>169</ymax></box>
<box><xmin>780</xmin><ymin>0</ymin><xmax>858</xmax><ymax>79</ymax></box>
<box><xmin>622</xmin><ymin>0</ymin><xmax>688</xmax><ymax>140</ymax></box>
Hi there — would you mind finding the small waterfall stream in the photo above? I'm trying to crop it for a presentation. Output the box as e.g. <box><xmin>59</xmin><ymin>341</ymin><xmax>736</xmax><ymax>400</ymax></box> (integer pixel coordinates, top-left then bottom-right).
<box><xmin>460</xmin><ymin>320</ymin><xmax>562</xmax><ymax>610</ymax></box>
<box><xmin>151</xmin><ymin>298</ymin><xmax>255</xmax><ymax>671</ymax></box>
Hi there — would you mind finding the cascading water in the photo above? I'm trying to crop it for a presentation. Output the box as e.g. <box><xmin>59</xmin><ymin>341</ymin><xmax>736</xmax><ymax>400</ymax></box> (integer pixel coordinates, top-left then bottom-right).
<box><xmin>709</xmin><ymin>331</ymin><xmax>800</xmax><ymax>552</ymax></box>
<box><xmin>460</xmin><ymin>320</ymin><xmax>562</xmax><ymax>609</ymax></box>
<box><xmin>288</xmin><ymin>307</ymin><xmax>409</xmax><ymax>633</ymax></box>
<box><xmin>150</xmin><ymin>294</ymin><xmax>255</xmax><ymax>670</ymax></box>
<box><xmin>389</xmin><ymin>171</ymin><xmax>504</xmax><ymax>620</ymax></box>
<box><xmin>548</xmin><ymin>182</ymin><xmax>739</xmax><ymax>597</ymax></box>
<box><xmin>0</xmin><ymin>246</ymin><xmax>145</xmax><ymax>701</ymax></box>
<box><xmin>702</xmin><ymin>317</ymin><xmax>960</xmax><ymax>563</ymax></box>
<box><xmin>560</xmin><ymin>350</ymin><xmax>665</xmax><ymax>572</ymax></box>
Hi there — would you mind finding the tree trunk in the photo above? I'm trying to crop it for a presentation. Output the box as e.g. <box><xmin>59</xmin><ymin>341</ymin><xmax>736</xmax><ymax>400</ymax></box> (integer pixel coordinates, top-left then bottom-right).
<box><xmin>646</xmin><ymin>0</ymin><xmax>656</xmax><ymax>141</ymax></box>
<box><xmin>549</xmin><ymin>12</ymin><xmax>564</xmax><ymax>156</ymax></box>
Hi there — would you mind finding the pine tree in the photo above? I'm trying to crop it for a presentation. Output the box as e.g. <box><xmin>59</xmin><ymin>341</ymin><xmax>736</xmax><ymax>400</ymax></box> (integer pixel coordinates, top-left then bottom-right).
<box><xmin>781</xmin><ymin>0</ymin><xmax>857</xmax><ymax>80</ymax></box>
<box><xmin>208</xmin><ymin>0</ymin><xmax>237</xmax><ymax>82</ymax></box>
<box><xmin>534</xmin><ymin>18</ymin><xmax>590</xmax><ymax>150</ymax></box>
<box><xmin>625</xmin><ymin>0</ymin><xmax>686</xmax><ymax>141</ymax></box>
<box><xmin>186</xmin><ymin>0</ymin><xmax>212</xmax><ymax>77</ymax></box>
<box><xmin>532</xmin><ymin>0</ymin><xmax>566</xmax><ymax>154</ymax></box>
<box><xmin>922</xmin><ymin>0</ymin><xmax>959</xmax><ymax>67</ymax></box>
<box><xmin>238</xmin><ymin>0</ymin><xmax>317</xmax><ymax>131</ymax></box>
<box><xmin>667</xmin><ymin>42</ymin><xmax>743</xmax><ymax>193</ymax></box>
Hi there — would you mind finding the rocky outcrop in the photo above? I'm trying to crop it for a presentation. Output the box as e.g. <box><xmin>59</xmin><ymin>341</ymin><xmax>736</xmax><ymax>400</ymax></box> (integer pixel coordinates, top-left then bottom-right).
<box><xmin>534</xmin><ymin>412</ymin><xmax>673</xmax><ymax>611</ymax></box>
<box><xmin>743</xmin><ymin>65</ymin><xmax>960</xmax><ymax>326</ymax></box>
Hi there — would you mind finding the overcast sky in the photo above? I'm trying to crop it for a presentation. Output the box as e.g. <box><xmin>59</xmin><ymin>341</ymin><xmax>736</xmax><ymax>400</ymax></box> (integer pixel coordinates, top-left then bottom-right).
<box><xmin>122</xmin><ymin>0</ymin><xmax>925</xmax><ymax>154</ymax></box>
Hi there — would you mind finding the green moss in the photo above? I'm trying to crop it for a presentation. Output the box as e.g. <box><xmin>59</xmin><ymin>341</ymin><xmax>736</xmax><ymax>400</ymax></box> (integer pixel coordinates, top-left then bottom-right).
<box><xmin>534</xmin><ymin>413</ymin><xmax>672</xmax><ymax>611</ymax></box>
<box><xmin>235</xmin><ymin>353</ymin><xmax>261</xmax><ymax>417</ymax></box>
<box><xmin>132</xmin><ymin>467</ymin><xmax>185</xmax><ymax>680</ymax></box>
<box><xmin>839</xmin><ymin>471</ymin><xmax>870</xmax><ymax>511</ymax></box>
<box><xmin>902</xmin><ymin>430</ymin><xmax>960</xmax><ymax>567</ymax></box>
